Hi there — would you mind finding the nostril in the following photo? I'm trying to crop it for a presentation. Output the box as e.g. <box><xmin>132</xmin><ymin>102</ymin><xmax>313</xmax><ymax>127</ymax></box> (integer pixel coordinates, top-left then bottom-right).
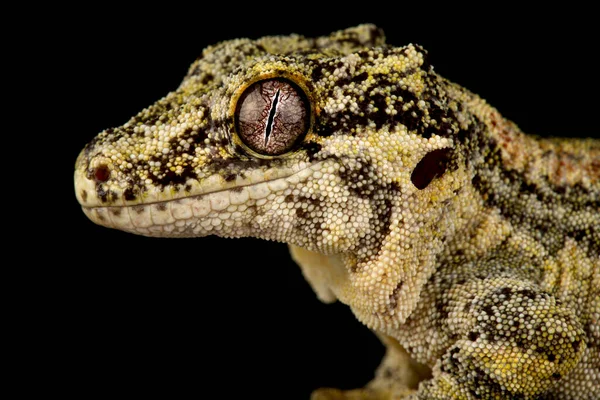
<box><xmin>94</xmin><ymin>164</ymin><xmax>111</xmax><ymax>183</ymax></box>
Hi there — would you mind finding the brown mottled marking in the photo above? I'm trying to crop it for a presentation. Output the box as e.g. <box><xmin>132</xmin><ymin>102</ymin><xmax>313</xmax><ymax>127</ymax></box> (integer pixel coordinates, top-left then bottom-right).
<box><xmin>133</xmin><ymin>205</ymin><xmax>145</xmax><ymax>214</ymax></box>
<box><xmin>539</xmin><ymin>138</ymin><xmax>600</xmax><ymax>187</ymax></box>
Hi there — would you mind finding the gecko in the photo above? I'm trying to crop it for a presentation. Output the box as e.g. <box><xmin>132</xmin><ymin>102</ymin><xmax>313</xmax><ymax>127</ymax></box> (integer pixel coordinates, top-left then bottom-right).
<box><xmin>74</xmin><ymin>25</ymin><xmax>599</xmax><ymax>399</ymax></box>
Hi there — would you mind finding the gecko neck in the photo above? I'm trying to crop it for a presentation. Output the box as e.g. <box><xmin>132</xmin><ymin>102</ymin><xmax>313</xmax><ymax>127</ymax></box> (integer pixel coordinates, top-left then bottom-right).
<box><xmin>460</xmin><ymin>97</ymin><xmax>599</xmax><ymax>258</ymax></box>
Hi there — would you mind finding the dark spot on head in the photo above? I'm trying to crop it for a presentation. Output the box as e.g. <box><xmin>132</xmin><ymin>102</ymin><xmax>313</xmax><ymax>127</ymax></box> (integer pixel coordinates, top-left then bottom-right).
<box><xmin>314</xmin><ymin>119</ymin><xmax>336</xmax><ymax>137</ymax></box>
<box><xmin>96</xmin><ymin>185</ymin><xmax>109</xmax><ymax>203</ymax></box>
<box><xmin>184</xmin><ymin>185</ymin><xmax>192</xmax><ymax>192</ymax></box>
<box><xmin>552</xmin><ymin>373</ymin><xmax>561</xmax><ymax>380</ymax></box>
<box><xmin>482</xmin><ymin>304</ymin><xmax>495</xmax><ymax>316</ymax></box>
<box><xmin>301</xmin><ymin>141</ymin><xmax>322</xmax><ymax>160</ymax></box>
<box><xmin>285</xmin><ymin>194</ymin><xmax>295</xmax><ymax>203</ymax></box>
<box><xmin>517</xmin><ymin>289</ymin><xmax>537</xmax><ymax>300</ymax></box>
<box><xmin>463</xmin><ymin>301</ymin><xmax>472</xmax><ymax>313</ymax></box>
<box><xmin>94</xmin><ymin>164</ymin><xmax>110</xmax><ymax>183</ymax></box>
<box><xmin>124</xmin><ymin>187</ymin><xmax>136</xmax><ymax>201</ymax></box>
<box><xmin>547</xmin><ymin>353</ymin><xmax>556</xmax><ymax>362</ymax></box>
<box><xmin>200</xmin><ymin>73</ymin><xmax>214</xmax><ymax>85</ymax></box>
<box><xmin>468</xmin><ymin>331</ymin><xmax>480</xmax><ymax>342</ymax></box>
<box><xmin>155</xmin><ymin>168</ymin><xmax>197</xmax><ymax>188</ymax></box>
<box><xmin>305</xmin><ymin>197</ymin><xmax>321</xmax><ymax>206</ymax></box>
<box><xmin>254</xmin><ymin>44</ymin><xmax>267</xmax><ymax>53</ymax></box>
<box><xmin>111</xmin><ymin>209</ymin><xmax>121</xmax><ymax>216</ymax></box>
<box><xmin>133</xmin><ymin>206</ymin><xmax>145</xmax><ymax>214</ymax></box>
<box><xmin>354</xmin><ymin>71</ymin><xmax>369</xmax><ymax>82</ymax></box>
<box><xmin>156</xmin><ymin>203</ymin><xmax>167</xmax><ymax>211</ymax></box>
<box><xmin>296</xmin><ymin>208</ymin><xmax>308</xmax><ymax>218</ymax></box>
<box><xmin>379</xmin><ymin>198</ymin><xmax>394</xmax><ymax>240</ymax></box>
<box><xmin>311</xmin><ymin>65</ymin><xmax>324</xmax><ymax>82</ymax></box>
<box><xmin>224</xmin><ymin>173</ymin><xmax>237</xmax><ymax>182</ymax></box>
<box><xmin>411</xmin><ymin>148</ymin><xmax>452</xmax><ymax>190</ymax></box>
<box><xmin>498</xmin><ymin>287</ymin><xmax>513</xmax><ymax>301</ymax></box>
<box><xmin>338</xmin><ymin>159</ymin><xmax>378</xmax><ymax>198</ymax></box>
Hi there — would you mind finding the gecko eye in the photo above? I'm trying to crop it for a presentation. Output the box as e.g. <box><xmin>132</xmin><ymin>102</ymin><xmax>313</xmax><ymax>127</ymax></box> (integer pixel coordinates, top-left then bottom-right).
<box><xmin>234</xmin><ymin>78</ymin><xmax>310</xmax><ymax>156</ymax></box>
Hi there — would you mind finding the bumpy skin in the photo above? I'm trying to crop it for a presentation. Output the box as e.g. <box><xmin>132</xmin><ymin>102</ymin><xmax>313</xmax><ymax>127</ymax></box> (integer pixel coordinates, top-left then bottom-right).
<box><xmin>74</xmin><ymin>25</ymin><xmax>599</xmax><ymax>399</ymax></box>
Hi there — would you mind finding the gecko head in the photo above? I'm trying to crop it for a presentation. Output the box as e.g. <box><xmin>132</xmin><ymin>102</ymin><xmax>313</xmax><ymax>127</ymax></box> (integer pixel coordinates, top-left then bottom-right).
<box><xmin>75</xmin><ymin>24</ymin><xmax>470</xmax><ymax>262</ymax></box>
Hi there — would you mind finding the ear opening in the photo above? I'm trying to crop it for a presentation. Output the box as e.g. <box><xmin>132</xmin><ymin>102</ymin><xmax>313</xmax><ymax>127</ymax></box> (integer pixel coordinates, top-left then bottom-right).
<box><xmin>411</xmin><ymin>148</ymin><xmax>453</xmax><ymax>190</ymax></box>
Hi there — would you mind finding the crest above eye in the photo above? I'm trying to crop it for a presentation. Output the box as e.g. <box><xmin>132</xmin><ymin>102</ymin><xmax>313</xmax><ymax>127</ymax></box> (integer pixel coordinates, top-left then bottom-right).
<box><xmin>234</xmin><ymin>78</ymin><xmax>310</xmax><ymax>156</ymax></box>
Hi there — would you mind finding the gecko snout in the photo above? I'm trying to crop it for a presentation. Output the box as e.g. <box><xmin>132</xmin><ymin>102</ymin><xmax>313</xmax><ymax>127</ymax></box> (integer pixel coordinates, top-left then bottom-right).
<box><xmin>74</xmin><ymin>151</ymin><xmax>118</xmax><ymax>207</ymax></box>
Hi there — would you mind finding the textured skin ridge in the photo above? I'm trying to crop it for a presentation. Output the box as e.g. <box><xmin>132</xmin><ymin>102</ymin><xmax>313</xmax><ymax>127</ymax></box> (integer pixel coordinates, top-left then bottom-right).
<box><xmin>75</xmin><ymin>25</ymin><xmax>599</xmax><ymax>399</ymax></box>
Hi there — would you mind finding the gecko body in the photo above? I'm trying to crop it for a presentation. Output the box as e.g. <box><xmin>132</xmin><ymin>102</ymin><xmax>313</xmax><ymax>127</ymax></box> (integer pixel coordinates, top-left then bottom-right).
<box><xmin>74</xmin><ymin>25</ymin><xmax>599</xmax><ymax>399</ymax></box>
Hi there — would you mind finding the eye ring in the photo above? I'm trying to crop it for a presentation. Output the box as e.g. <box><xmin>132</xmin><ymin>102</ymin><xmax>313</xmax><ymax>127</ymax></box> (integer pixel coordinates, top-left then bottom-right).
<box><xmin>234</xmin><ymin>78</ymin><xmax>310</xmax><ymax>157</ymax></box>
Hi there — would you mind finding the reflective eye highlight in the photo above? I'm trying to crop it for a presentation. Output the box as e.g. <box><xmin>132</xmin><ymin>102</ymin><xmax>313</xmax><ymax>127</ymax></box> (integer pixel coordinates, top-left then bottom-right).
<box><xmin>235</xmin><ymin>78</ymin><xmax>309</xmax><ymax>156</ymax></box>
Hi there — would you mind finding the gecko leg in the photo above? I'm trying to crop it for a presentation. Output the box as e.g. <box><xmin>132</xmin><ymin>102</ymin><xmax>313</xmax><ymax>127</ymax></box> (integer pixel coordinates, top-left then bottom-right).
<box><xmin>312</xmin><ymin>334</ymin><xmax>431</xmax><ymax>400</ymax></box>
<box><xmin>410</xmin><ymin>277</ymin><xmax>587</xmax><ymax>399</ymax></box>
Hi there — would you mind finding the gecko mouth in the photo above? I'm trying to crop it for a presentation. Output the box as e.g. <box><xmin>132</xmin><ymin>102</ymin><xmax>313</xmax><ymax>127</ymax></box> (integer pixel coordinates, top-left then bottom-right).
<box><xmin>77</xmin><ymin>161</ymin><xmax>320</xmax><ymax>237</ymax></box>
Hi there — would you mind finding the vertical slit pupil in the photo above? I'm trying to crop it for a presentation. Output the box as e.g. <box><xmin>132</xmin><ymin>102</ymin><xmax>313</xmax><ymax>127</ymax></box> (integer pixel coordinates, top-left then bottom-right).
<box><xmin>235</xmin><ymin>78</ymin><xmax>310</xmax><ymax>156</ymax></box>
<box><xmin>264</xmin><ymin>88</ymin><xmax>281</xmax><ymax>146</ymax></box>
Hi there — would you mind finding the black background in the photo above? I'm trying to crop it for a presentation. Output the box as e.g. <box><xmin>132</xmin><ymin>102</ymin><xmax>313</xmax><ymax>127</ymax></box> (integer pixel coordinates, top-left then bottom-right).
<box><xmin>35</xmin><ymin>6</ymin><xmax>598</xmax><ymax>398</ymax></box>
